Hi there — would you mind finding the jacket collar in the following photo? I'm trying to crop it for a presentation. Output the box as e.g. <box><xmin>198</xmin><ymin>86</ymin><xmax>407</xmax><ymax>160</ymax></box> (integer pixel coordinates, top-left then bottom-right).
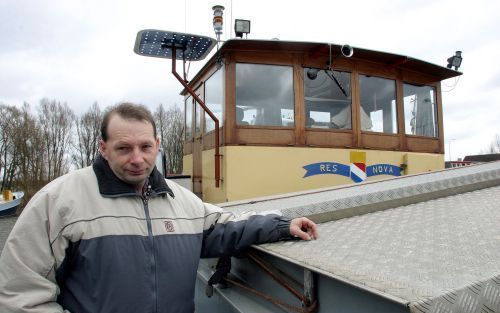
<box><xmin>92</xmin><ymin>154</ymin><xmax>174</xmax><ymax>198</ymax></box>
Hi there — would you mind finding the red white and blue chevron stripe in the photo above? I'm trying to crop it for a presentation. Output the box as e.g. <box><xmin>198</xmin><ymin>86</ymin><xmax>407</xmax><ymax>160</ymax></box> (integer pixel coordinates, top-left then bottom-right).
<box><xmin>350</xmin><ymin>162</ymin><xmax>366</xmax><ymax>183</ymax></box>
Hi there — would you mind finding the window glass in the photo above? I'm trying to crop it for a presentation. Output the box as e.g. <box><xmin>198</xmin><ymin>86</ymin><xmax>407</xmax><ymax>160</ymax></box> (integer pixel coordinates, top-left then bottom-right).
<box><xmin>235</xmin><ymin>63</ymin><xmax>294</xmax><ymax>127</ymax></box>
<box><xmin>403</xmin><ymin>84</ymin><xmax>437</xmax><ymax>137</ymax></box>
<box><xmin>359</xmin><ymin>75</ymin><xmax>397</xmax><ymax>133</ymax></box>
<box><xmin>205</xmin><ymin>69</ymin><xmax>224</xmax><ymax>132</ymax></box>
<box><xmin>195</xmin><ymin>101</ymin><xmax>201</xmax><ymax>135</ymax></box>
<box><xmin>184</xmin><ymin>96</ymin><xmax>192</xmax><ymax>141</ymax></box>
<box><xmin>304</xmin><ymin>68</ymin><xmax>351</xmax><ymax>129</ymax></box>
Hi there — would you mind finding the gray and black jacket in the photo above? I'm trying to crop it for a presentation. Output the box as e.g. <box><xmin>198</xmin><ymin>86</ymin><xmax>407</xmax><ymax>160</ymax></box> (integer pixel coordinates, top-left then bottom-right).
<box><xmin>0</xmin><ymin>156</ymin><xmax>292</xmax><ymax>313</ymax></box>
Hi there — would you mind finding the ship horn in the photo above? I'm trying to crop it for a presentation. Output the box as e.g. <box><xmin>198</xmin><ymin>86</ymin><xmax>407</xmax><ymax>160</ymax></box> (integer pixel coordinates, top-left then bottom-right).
<box><xmin>341</xmin><ymin>44</ymin><xmax>353</xmax><ymax>57</ymax></box>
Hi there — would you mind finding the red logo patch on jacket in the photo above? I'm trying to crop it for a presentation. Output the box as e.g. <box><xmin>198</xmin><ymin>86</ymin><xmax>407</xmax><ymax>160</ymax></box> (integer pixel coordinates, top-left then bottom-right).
<box><xmin>164</xmin><ymin>220</ymin><xmax>175</xmax><ymax>232</ymax></box>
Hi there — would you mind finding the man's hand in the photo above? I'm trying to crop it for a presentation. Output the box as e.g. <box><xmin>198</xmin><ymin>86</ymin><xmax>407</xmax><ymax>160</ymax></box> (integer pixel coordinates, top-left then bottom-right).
<box><xmin>289</xmin><ymin>217</ymin><xmax>318</xmax><ymax>241</ymax></box>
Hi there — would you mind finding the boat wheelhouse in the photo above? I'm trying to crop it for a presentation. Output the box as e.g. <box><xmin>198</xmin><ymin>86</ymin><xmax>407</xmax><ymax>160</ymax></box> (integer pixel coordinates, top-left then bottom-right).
<box><xmin>179</xmin><ymin>38</ymin><xmax>461</xmax><ymax>203</ymax></box>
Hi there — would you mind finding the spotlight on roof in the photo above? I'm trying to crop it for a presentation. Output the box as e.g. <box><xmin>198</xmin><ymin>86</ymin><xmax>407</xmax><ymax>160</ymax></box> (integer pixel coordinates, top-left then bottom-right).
<box><xmin>447</xmin><ymin>51</ymin><xmax>462</xmax><ymax>71</ymax></box>
<box><xmin>234</xmin><ymin>19</ymin><xmax>251</xmax><ymax>38</ymax></box>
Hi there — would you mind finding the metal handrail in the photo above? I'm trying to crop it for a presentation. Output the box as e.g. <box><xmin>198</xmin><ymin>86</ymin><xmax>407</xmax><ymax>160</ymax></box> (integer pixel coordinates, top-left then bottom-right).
<box><xmin>171</xmin><ymin>47</ymin><xmax>221</xmax><ymax>188</ymax></box>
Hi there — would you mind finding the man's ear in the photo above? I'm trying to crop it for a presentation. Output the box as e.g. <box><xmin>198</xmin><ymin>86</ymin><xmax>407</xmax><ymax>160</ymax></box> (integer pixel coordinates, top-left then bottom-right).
<box><xmin>99</xmin><ymin>139</ymin><xmax>108</xmax><ymax>160</ymax></box>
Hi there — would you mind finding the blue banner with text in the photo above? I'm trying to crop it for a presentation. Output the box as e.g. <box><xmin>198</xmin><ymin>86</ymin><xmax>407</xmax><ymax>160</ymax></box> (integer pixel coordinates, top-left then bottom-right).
<box><xmin>303</xmin><ymin>162</ymin><xmax>350</xmax><ymax>178</ymax></box>
<box><xmin>303</xmin><ymin>162</ymin><xmax>401</xmax><ymax>182</ymax></box>
<box><xmin>366</xmin><ymin>164</ymin><xmax>401</xmax><ymax>177</ymax></box>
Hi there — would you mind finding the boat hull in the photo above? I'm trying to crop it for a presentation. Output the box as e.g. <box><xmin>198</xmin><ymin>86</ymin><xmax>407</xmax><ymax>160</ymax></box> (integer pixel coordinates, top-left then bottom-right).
<box><xmin>0</xmin><ymin>192</ymin><xmax>24</xmax><ymax>217</ymax></box>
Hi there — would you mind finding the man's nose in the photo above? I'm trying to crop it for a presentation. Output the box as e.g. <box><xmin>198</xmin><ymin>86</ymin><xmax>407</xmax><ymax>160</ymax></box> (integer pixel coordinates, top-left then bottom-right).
<box><xmin>130</xmin><ymin>148</ymin><xmax>144</xmax><ymax>164</ymax></box>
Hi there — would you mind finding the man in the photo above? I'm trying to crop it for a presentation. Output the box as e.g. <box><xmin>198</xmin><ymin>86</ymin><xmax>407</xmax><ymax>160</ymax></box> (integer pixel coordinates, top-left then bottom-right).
<box><xmin>0</xmin><ymin>102</ymin><xmax>318</xmax><ymax>313</ymax></box>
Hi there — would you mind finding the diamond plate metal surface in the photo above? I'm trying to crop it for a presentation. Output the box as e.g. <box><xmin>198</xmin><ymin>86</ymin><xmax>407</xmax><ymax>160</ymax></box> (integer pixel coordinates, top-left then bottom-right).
<box><xmin>258</xmin><ymin>185</ymin><xmax>500</xmax><ymax>313</ymax></box>
<box><xmin>219</xmin><ymin>162</ymin><xmax>500</xmax><ymax>313</ymax></box>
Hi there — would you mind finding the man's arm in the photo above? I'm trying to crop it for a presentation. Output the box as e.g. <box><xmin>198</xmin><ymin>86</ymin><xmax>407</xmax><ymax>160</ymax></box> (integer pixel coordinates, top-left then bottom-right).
<box><xmin>200</xmin><ymin>202</ymin><xmax>317</xmax><ymax>258</ymax></box>
<box><xmin>0</xmin><ymin>193</ymin><xmax>66</xmax><ymax>313</ymax></box>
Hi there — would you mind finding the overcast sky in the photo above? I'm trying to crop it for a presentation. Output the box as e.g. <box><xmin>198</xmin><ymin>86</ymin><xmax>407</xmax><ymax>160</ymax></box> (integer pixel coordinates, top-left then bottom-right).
<box><xmin>1</xmin><ymin>0</ymin><xmax>499</xmax><ymax>160</ymax></box>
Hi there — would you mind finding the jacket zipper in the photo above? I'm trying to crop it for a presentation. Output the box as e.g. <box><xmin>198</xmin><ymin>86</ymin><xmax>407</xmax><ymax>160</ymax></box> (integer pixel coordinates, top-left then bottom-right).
<box><xmin>142</xmin><ymin>183</ymin><xmax>157</xmax><ymax>313</ymax></box>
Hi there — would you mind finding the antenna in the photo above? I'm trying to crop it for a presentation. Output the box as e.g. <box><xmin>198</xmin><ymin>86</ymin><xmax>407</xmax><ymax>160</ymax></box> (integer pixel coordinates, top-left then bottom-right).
<box><xmin>212</xmin><ymin>5</ymin><xmax>224</xmax><ymax>44</ymax></box>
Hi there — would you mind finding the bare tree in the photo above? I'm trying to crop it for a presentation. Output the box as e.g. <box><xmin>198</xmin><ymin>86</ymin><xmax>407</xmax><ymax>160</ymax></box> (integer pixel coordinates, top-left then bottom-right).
<box><xmin>154</xmin><ymin>104</ymin><xmax>184</xmax><ymax>174</ymax></box>
<box><xmin>38</xmin><ymin>99</ymin><xmax>75</xmax><ymax>181</ymax></box>
<box><xmin>72</xmin><ymin>102</ymin><xmax>102</xmax><ymax>168</ymax></box>
<box><xmin>487</xmin><ymin>134</ymin><xmax>500</xmax><ymax>153</ymax></box>
<box><xmin>0</xmin><ymin>104</ymin><xmax>21</xmax><ymax>190</ymax></box>
<box><xmin>0</xmin><ymin>103</ymin><xmax>45</xmax><ymax>200</ymax></box>
<box><xmin>155</xmin><ymin>103</ymin><xmax>168</xmax><ymax>149</ymax></box>
<box><xmin>15</xmin><ymin>103</ymin><xmax>47</xmax><ymax>197</ymax></box>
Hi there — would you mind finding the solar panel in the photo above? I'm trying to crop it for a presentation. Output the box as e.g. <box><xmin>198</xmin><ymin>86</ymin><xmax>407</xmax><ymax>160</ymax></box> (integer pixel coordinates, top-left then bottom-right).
<box><xmin>133</xmin><ymin>30</ymin><xmax>216</xmax><ymax>61</ymax></box>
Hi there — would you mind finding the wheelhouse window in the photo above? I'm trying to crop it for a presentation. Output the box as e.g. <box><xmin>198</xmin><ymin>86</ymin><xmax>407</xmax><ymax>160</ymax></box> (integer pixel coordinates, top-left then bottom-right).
<box><xmin>204</xmin><ymin>68</ymin><xmax>224</xmax><ymax>133</ymax></box>
<box><xmin>304</xmin><ymin>68</ymin><xmax>352</xmax><ymax>129</ymax></box>
<box><xmin>184</xmin><ymin>96</ymin><xmax>192</xmax><ymax>141</ymax></box>
<box><xmin>359</xmin><ymin>75</ymin><xmax>397</xmax><ymax>133</ymax></box>
<box><xmin>195</xmin><ymin>101</ymin><xmax>201</xmax><ymax>135</ymax></box>
<box><xmin>403</xmin><ymin>84</ymin><xmax>438</xmax><ymax>137</ymax></box>
<box><xmin>235</xmin><ymin>63</ymin><xmax>294</xmax><ymax>127</ymax></box>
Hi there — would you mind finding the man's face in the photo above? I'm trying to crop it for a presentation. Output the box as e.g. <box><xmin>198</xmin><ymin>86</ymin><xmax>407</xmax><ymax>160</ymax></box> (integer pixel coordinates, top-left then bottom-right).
<box><xmin>99</xmin><ymin>114</ymin><xmax>159</xmax><ymax>190</ymax></box>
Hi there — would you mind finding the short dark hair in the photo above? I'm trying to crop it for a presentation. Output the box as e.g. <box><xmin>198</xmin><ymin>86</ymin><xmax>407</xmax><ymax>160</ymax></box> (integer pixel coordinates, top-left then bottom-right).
<box><xmin>101</xmin><ymin>102</ymin><xmax>157</xmax><ymax>141</ymax></box>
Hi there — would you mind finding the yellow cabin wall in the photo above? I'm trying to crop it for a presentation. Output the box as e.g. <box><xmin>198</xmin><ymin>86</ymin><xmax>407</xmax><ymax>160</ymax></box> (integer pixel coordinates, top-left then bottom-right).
<box><xmin>404</xmin><ymin>153</ymin><xmax>444</xmax><ymax>174</ymax></box>
<box><xmin>184</xmin><ymin>146</ymin><xmax>444</xmax><ymax>203</ymax></box>
<box><xmin>201</xmin><ymin>148</ymin><xmax>226</xmax><ymax>203</ymax></box>
<box><xmin>182</xmin><ymin>154</ymin><xmax>193</xmax><ymax>177</ymax></box>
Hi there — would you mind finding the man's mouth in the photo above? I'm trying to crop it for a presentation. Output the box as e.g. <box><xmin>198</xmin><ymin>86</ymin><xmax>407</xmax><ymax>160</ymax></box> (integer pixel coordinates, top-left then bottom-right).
<box><xmin>128</xmin><ymin>169</ymin><xmax>145</xmax><ymax>176</ymax></box>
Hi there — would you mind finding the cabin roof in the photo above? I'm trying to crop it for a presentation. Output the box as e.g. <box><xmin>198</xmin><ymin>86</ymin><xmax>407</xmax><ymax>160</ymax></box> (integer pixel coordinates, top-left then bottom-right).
<box><xmin>182</xmin><ymin>38</ymin><xmax>461</xmax><ymax>94</ymax></box>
